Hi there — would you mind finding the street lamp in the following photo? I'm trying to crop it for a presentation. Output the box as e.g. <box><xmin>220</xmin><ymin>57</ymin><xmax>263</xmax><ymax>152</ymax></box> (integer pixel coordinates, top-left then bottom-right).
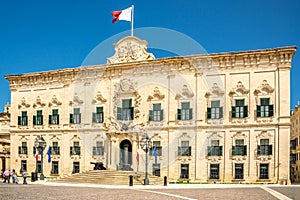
<box><xmin>140</xmin><ymin>134</ymin><xmax>152</xmax><ymax>185</ymax></box>
<box><xmin>34</xmin><ymin>136</ymin><xmax>47</xmax><ymax>180</ymax></box>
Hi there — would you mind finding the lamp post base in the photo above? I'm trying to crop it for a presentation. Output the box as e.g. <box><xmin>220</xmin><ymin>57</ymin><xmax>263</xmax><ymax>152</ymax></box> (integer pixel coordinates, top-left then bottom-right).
<box><xmin>40</xmin><ymin>173</ymin><xmax>45</xmax><ymax>180</ymax></box>
<box><xmin>144</xmin><ymin>178</ymin><xmax>149</xmax><ymax>185</ymax></box>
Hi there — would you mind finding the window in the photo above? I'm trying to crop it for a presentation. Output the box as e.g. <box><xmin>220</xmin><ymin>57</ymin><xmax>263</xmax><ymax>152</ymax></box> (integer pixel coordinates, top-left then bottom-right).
<box><xmin>33</xmin><ymin>110</ymin><xmax>43</xmax><ymax>125</ymax></box>
<box><xmin>149</xmin><ymin>103</ymin><xmax>163</xmax><ymax>121</ymax></box>
<box><xmin>180</xmin><ymin>164</ymin><xmax>189</xmax><ymax>179</ymax></box>
<box><xmin>178</xmin><ymin>102</ymin><xmax>192</xmax><ymax>120</ymax></box>
<box><xmin>150</xmin><ymin>141</ymin><xmax>162</xmax><ymax>156</ymax></box>
<box><xmin>234</xmin><ymin>164</ymin><xmax>244</xmax><ymax>179</ymax></box>
<box><xmin>208</xmin><ymin>140</ymin><xmax>223</xmax><ymax>156</ymax></box>
<box><xmin>21</xmin><ymin>160</ymin><xmax>27</xmax><ymax>172</ymax></box>
<box><xmin>152</xmin><ymin>163</ymin><xmax>161</xmax><ymax>177</ymax></box>
<box><xmin>232</xmin><ymin>99</ymin><xmax>248</xmax><ymax>118</ymax></box>
<box><xmin>207</xmin><ymin>100</ymin><xmax>223</xmax><ymax>119</ymax></box>
<box><xmin>257</xmin><ymin>98</ymin><xmax>274</xmax><ymax>117</ymax></box>
<box><xmin>51</xmin><ymin>161</ymin><xmax>59</xmax><ymax>174</ymax></box>
<box><xmin>178</xmin><ymin>140</ymin><xmax>191</xmax><ymax>156</ymax></box>
<box><xmin>93</xmin><ymin>141</ymin><xmax>104</xmax><ymax>156</ymax></box>
<box><xmin>49</xmin><ymin>109</ymin><xmax>59</xmax><ymax>125</ymax></box>
<box><xmin>259</xmin><ymin>164</ymin><xmax>269</xmax><ymax>179</ymax></box>
<box><xmin>257</xmin><ymin>139</ymin><xmax>272</xmax><ymax>155</ymax></box>
<box><xmin>70</xmin><ymin>142</ymin><xmax>80</xmax><ymax>155</ymax></box>
<box><xmin>92</xmin><ymin>107</ymin><xmax>104</xmax><ymax>123</ymax></box>
<box><xmin>232</xmin><ymin>139</ymin><xmax>247</xmax><ymax>156</ymax></box>
<box><xmin>210</xmin><ymin>164</ymin><xmax>220</xmax><ymax>179</ymax></box>
<box><xmin>117</xmin><ymin>99</ymin><xmax>134</xmax><ymax>121</ymax></box>
<box><xmin>70</xmin><ymin>108</ymin><xmax>81</xmax><ymax>124</ymax></box>
<box><xmin>18</xmin><ymin>111</ymin><xmax>28</xmax><ymax>126</ymax></box>
<box><xmin>18</xmin><ymin>142</ymin><xmax>28</xmax><ymax>155</ymax></box>
<box><xmin>73</xmin><ymin>162</ymin><xmax>80</xmax><ymax>174</ymax></box>
<box><xmin>50</xmin><ymin>142</ymin><xmax>60</xmax><ymax>155</ymax></box>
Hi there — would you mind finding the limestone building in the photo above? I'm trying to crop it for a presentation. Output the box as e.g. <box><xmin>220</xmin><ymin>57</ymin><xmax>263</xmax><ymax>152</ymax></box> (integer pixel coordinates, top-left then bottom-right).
<box><xmin>0</xmin><ymin>105</ymin><xmax>11</xmax><ymax>171</ymax></box>
<box><xmin>290</xmin><ymin>104</ymin><xmax>300</xmax><ymax>183</ymax></box>
<box><xmin>5</xmin><ymin>36</ymin><xmax>296</xmax><ymax>183</ymax></box>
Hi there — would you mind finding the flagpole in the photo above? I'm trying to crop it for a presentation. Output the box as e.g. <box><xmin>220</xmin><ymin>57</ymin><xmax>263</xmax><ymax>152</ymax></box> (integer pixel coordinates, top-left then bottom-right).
<box><xmin>131</xmin><ymin>5</ymin><xmax>134</xmax><ymax>36</ymax></box>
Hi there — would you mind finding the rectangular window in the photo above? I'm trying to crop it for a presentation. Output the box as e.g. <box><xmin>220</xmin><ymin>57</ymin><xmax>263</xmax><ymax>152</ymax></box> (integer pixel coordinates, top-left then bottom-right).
<box><xmin>178</xmin><ymin>141</ymin><xmax>191</xmax><ymax>156</ymax></box>
<box><xmin>152</xmin><ymin>163</ymin><xmax>161</xmax><ymax>177</ymax></box>
<box><xmin>210</xmin><ymin>164</ymin><xmax>220</xmax><ymax>179</ymax></box>
<box><xmin>259</xmin><ymin>164</ymin><xmax>269</xmax><ymax>179</ymax></box>
<box><xmin>73</xmin><ymin>162</ymin><xmax>80</xmax><ymax>174</ymax></box>
<box><xmin>149</xmin><ymin>103</ymin><xmax>163</xmax><ymax>121</ymax></box>
<box><xmin>258</xmin><ymin>139</ymin><xmax>272</xmax><ymax>155</ymax></box>
<box><xmin>150</xmin><ymin>141</ymin><xmax>162</xmax><ymax>156</ymax></box>
<box><xmin>49</xmin><ymin>109</ymin><xmax>59</xmax><ymax>125</ymax></box>
<box><xmin>234</xmin><ymin>164</ymin><xmax>244</xmax><ymax>179</ymax></box>
<box><xmin>18</xmin><ymin>142</ymin><xmax>28</xmax><ymax>155</ymax></box>
<box><xmin>93</xmin><ymin>141</ymin><xmax>104</xmax><ymax>156</ymax></box>
<box><xmin>257</xmin><ymin>98</ymin><xmax>274</xmax><ymax>117</ymax></box>
<box><xmin>207</xmin><ymin>100</ymin><xmax>223</xmax><ymax>119</ymax></box>
<box><xmin>21</xmin><ymin>160</ymin><xmax>27</xmax><ymax>171</ymax></box>
<box><xmin>232</xmin><ymin>139</ymin><xmax>247</xmax><ymax>156</ymax></box>
<box><xmin>178</xmin><ymin>102</ymin><xmax>192</xmax><ymax>120</ymax></box>
<box><xmin>51</xmin><ymin>142</ymin><xmax>60</xmax><ymax>155</ymax></box>
<box><xmin>70</xmin><ymin>142</ymin><xmax>81</xmax><ymax>155</ymax></box>
<box><xmin>33</xmin><ymin>110</ymin><xmax>43</xmax><ymax>125</ymax></box>
<box><xmin>117</xmin><ymin>99</ymin><xmax>134</xmax><ymax>121</ymax></box>
<box><xmin>18</xmin><ymin>111</ymin><xmax>28</xmax><ymax>126</ymax></box>
<box><xmin>208</xmin><ymin>140</ymin><xmax>222</xmax><ymax>156</ymax></box>
<box><xmin>232</xmin><ymin>99</ymin><xmax>248</xmax><ymax>118</ymax></box>
<box><xmin>51</xmin><ymin>161</ymin><xmax>59</xmax><ymax>174</ymax></box>
<box><xmin>92</xmin><ymin>107</ymin><xmax>104</xmax><ymax>123</ymax></box>
<box><xmin>70</xmin><ymin>108</ymin><xmax>81</xmax><ymax>124</ymax></box>
<box><xmin>180</xmin><ymin>164</ymin><xmax>189</xmax><ymax>179</ymax></box>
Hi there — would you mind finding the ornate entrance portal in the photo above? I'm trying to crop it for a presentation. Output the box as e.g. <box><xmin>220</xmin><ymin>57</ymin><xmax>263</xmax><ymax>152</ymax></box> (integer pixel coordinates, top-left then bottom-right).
<box><xmin>119</xmin><ymin>139</ymin><xmax>133</xmax><ymax>171</ymax></box>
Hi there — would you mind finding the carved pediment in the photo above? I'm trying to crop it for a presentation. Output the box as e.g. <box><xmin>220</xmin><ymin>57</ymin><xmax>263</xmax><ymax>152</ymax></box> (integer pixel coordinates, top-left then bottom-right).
<box><xmin>205</xmin><ymin>83</ymin><xmax>224</xmax><ymax>98</ymax></box>
<box><xmin>118</xmin><ymin>79</ymin><xmax>137</xmax><ymax>93</ymax></box>
<box><xmin>107</xmin><ymin>36</ymin><xmax>155</xmax><ymax>64</ymax></box>
<box><xmin>229</xmin><ymin>81</ymin><xmax>249</xmax><ymax>96</ymax></box>
<box><xmin>92</xmin><ymin>91</ymin><xmax>107</xmax><ymax>104</ymax></box>
<box><xmin>256</xmin><ymin>131</ymin><xmax>271</xmax><ymax>139</ymax></box>
<box><xmin>48</xmin><ymin>95</ymin><xmax>62</xmax><ymax>107</ymax></box>
<box><xmin>175</xmin><ymin>85</ymin><xmax>194</xmax><ymax>100</ymax></box>
<box><xmin>254</xmin><ymin>80</ymin><xmax>274</xmax><ymax>95</ymax></box>
<box><xmin>33</xmin><ymin>96</ymin><xmax>46</xmax><ymax>108</ymax></box>
<box><xmin>179</xmin><ymin>132</ymin><xmax>191</xmax><ymax>140</ymax></box>
<box><xmin>147</xmin><ymin>87</ymin><xmax>165</xmax><ymax>101</ymax></box>
<box><xmin>70</xmin><ymin>134</ymin><xmax>81</xmax><ymax>141</ymax></box>
<box><xmin>207</xmin><ymin>132</ymin><xmax>223</xmax><ymax>140</ymax></box>
<box><xmin>18</xmin><ymin>97</ymin><xmax>30</xmax><ymax>109</ymax></box>
<box><xmin>232</xmin><ymin>131</ymin><xmax>247</xmax><ymax>139</ymax></box>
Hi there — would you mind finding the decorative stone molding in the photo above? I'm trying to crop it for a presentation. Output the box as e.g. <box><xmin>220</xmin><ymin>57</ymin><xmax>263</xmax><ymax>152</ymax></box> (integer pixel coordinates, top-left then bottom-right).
<box><xmin>92</xmin><ymin>91</ymin><xmax>107</xmax><ymax>104</ymax></box>
<box><xmin>177</xmin><ymin>157</ymin><xmax>192</xmax><ymax>162</ymax></box>
<box><xmin>175</xmin><ymin>85</ymin><xmax>194</xmax><ymax>100</ymax></box>
<box><xmin>69</xmin><ymin>94</ymin><xmax>84</xmax><ymax>106</ymax></box>
<box><xmin>254</xmin><ymin>80</ymin><xmax>274</xmax><ymax>96</ymax></box>
<box><xmin>229</xmin><ymin>81</ymin><xmax>249</xmax><ymax>97</ymax></box>
<box><xmin>231</xmin><ymin>131</ymin><xmax>247</xmax><ymax>139</ymax></box>
<box><xmin>256</xmin><ymin>131</ymin><xmax>271</xmax><ymax>139</ymax></box>
<box><xmin>94</xmin><ymin>134</ymin><xmax>105</xmax><ymax>141</ymax></box>
<box><xmin>207</xmin><ymin>156</ymin><xmax>222</xmax><ymax>162</ymax></box>
<box><xmin>147</xmin><ymin>87</ymin><xmax>165</xmax><ymax>101</ymax></box>
<box><xmin>48</xmin><ymin>95</ymin><xmax>62</xmax><ymax>107</ymax></box>
<box><xmin>70</xmin><ymin>134</ymin><xmax>81</xmax><ymax>141</ymax></box>
<box><xmin>257</xmin><ymin>156</ymin><xmax>272</xmax><ymax>162</ymax></box>
<box><xmin>179</xmin><ymin>132</ymin><xmax>192</xmax><ymax>140</ymax></box>
<box><xmin>18</xmin><ymin>97</ymin><xmax>30</xmax><ymax>109</ymax></box>
<box><xmin>49</xmin><ymin>134</ymin><xmax>61</xmax><ymax>141</ymax></box>
<box><xmin>205</xmin><ymin>83</ymin><xmax>225</xmax><ymax>98</ymax></box>
<box><xmin>207</xmin><ymin>132</ymin><xmax>223</xmax><ymax>140</ymax></box>
<box><xmin>33</xmin><ymin>96</ymin><xmax>46</xmax><ymax>108</ymax></box>
<box><xmin>151</xmin><ymin>133</ymin><xmax>163</xmax><ymax>141</ymax></box>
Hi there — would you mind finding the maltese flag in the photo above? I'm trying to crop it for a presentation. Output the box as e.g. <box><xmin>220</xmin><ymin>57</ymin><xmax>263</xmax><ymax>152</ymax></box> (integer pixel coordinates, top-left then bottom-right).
<box><xmin>111</xmin><ymin>6</ymin><xmax>132</xmax><ymax>23</ymax></box>
<box><xmin>35</xmin><ymin>148</ymin><xmax>39</xmax><ymax>161</ymax></box>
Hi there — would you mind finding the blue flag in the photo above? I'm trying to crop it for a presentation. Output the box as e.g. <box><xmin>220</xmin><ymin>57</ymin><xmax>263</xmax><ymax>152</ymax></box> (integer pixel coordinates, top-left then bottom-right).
<box><xmin>153</xmin><ymin>146</ymin><xmax>157</xmax><ymax>164</ymax></box>
<box><xmin>47</xmin><ymin>147</ymin><xmax>51</xmax><ymax>163</ymax></box>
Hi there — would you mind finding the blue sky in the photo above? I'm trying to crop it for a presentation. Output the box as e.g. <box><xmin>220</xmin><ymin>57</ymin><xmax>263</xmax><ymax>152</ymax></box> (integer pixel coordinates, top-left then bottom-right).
<box><xmin>0</xmin><ymin>0</ymin><xmax>299</xmax><ymax>112</ymax></box>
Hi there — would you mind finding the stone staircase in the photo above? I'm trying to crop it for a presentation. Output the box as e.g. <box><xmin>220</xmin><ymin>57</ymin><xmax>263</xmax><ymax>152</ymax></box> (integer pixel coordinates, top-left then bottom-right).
<box><xmin>49</xmin><ymin>170</ymin><xmax>164</xmax><ymax>185</ymax></box>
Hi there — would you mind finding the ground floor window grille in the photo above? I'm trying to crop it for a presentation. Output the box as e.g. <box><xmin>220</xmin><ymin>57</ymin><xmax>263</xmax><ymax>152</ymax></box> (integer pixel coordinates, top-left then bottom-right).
<box><xmin>73</xmin><ymin>162</ymin><xmax>80</xmax><ymax>174</ymax></box>
<box><xmin>152</xmin><ymin>164</ymin><xmax>161</xmax><ymax>177</ymax></box>
<box><xmin>234</xmin><ymin>164</ymin><xmax>244</xmax><ymax>179</ymax></box>
<box><xmin>259</xmin><ymin>163</ymin><xmax>269</xmax><ymax>179</ymax></box>
<box><xmin>210</xmin><ymin>164</ymin><xmax>220</xmax><ymax>179</ymax></box>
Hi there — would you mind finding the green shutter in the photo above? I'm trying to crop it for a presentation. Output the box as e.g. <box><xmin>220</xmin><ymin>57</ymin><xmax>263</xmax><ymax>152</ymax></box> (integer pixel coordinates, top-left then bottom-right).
<box><xmin>117</xmin><ymin>107</ymin><xmax>122</xmax><ymax>120</ymax></box>
<box><xmin>232</xmin><ymin>106</ymin><xmax>236</xmax><ymax>118</ymax></box>
<box><xmin>257</xmin><ymin>105</ymin><xmax>261</xmax><ymax>117</ymax></box>
<box><xmin>257</xmin><ymin>145</ymin><xmax>261</xmax><ymax>155</ymax></box>
<box><xmin>244</xmin><ymin>106</ymin><xmax>248</xmax><ymax>117</ymax></box>
<box><xmin>130</xmin><ymin>107</ymin><xmax>134</xmax><ymax>120</ymax></box>
<box><xmin>269</xmin><ymin>105</ymin><xmax>274</xmax><ymax>117</ymax></box>
<box><xmin>207</xmin><ymin>108</ymin><xmax>211</xmax><ymax>119</ymax></box>
<box><xmin>78</xmin><ymin>114</ymin><xmax>81</xmax><ymax>124</ymax></box>
<box><xmin>18</xmin><ymin>116</ymin><xmax>21</xmax><ymax>125</ymax></box>
<box><xmin>243</xmin><ymin>145</ymin><xmax>247</xmax><ymax>156</ymax></box>
<box><xmin>160</xmin><ymin>110</ymin><xmax>164</xmax><ymax>121</ymax></box>
<box><xmin>189</xmin><ymin>108</ymin><xmax>193</xmax><ymax>120</ymax></box>
<box><xmin>219</xmin><ymin>146</ymin><xmax>223</xmax><ymax>156</ymax></box>
<box><xmin>208</xmin><ymin>146</ymin><xmax>212</xmax><ymax>156</ymax></box>
<box><xmin>92</xmin><ymin>113</ymin><xmax>97</xmax><ymax>123</ymax></box>
<box><xmin>33</xmin><ymin>116</ymin><xmax>37</xmax><ymax>125</ymax></box>
<box><xmin>57</xmin><ymin>115</ymin><xmax>59</xmax><ymax>124</ymax></box>
<box><xmin>232</xmin><ymin>146</ymin><xmax>236</xmax><ymax>156</ymax></box>
<box><xmin>70</xmin><ymin>114</ymin><xmax>74</xmax><ymax>124</ymax></box>
<box><xmin>49</xmin><ymin>115</ymin><xmax>52</xmax><ymax>124</ymax></box>
<box><xmin>178</xmin><ymin>147</ymin><xmax>182</xmax><ymax>156</ymax></box>
<box><xmin>268</xmin><ymin>145</ymin><xmax>272</xmax><ymax>155</ymax></box>
<box><xmin>220</xmin><ymin>107</ymin><xmax>223</xmax><ymax>118</ymax></box>
<box><xmin>177</xmin><ymin>109</ymin><xmax>182</xmax><ymax>120</ymax></box>
<box><xmin>149</xmin><ymin>110</ymin><xmax>153</xmax><ymax>121</ymax></box>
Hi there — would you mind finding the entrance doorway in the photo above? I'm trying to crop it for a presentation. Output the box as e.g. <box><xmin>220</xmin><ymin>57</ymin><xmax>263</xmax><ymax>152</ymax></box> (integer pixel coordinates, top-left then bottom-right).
<box><xmin>119</xmin><ymin>139</ymin><xmax>132</xmax><ymax>171</ymax></box>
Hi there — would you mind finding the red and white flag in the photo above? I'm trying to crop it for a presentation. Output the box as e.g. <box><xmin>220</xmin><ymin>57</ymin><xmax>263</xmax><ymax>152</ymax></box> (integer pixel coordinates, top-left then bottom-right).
<box><xmin>35</xmin><ymin>148</ymin><xmax>39</xmax><ymax>161</ymax></box>
<box><xmin>111</xmin><ymin>6</ymin><xmax>132</xmax><ymax>23</ymax></box>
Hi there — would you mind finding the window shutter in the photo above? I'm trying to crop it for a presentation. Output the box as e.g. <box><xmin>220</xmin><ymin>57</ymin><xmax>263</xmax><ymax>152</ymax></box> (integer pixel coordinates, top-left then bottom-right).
<box><xmin>93</xmin><ymin>147</ymin><xmax>96</xmax><ymax>155</ymax></box>
<box><xmin>70</xmin><ymin>147</ymin><xmax>73</xmax><ymax>155</ymax></box>
<box><xmin>231</xmin><ymin>106</ymin><xmax>236</xmax><ymax>118</ymax></box>
<box><xmin>207</xmin><ymin>146</ymin><xmax>212</xmax><ymax>156</ymax></box>
<box><xmin>189</xmin><ymin>108</ymin><xmax>193</xmax><ymax>120</ymax></box>
<box><xmin>70</xmin><ymin>114</ymin><xmax>74</xmax><ymax>124</ymax></box>
<box><xmin>257</xmin><ymin>105</ymin><xmax>261</xmax><ymax>117</ymax></box>
<box><xmin>18</xmin><ymin>146</ymin><xmax>21</xmax><ymax>154</ymax></box>
<box><xmin>49</xmin><ymin>115</ymin><xmax>52</xmax><ymax>124</ymax></box>
<box><xmin>92</xmin><ymin>113</ymin><xmax>97</xmax><ymax>123</ymax></box>
<box><xmin>219</xmin><ymin>146</ymin><xmax>223</xmax><ymax>156</ymax></box>
<box><xmin>177</xmin><ymin>109</ymin><xmax>182</xmax><ymax>120</ymax></box>
<box><xmin>18</xmin><ymin>116</ymin><xmax>21</xmax><ymax>125</ymax></box>
<box><xmin>117</xmin><ymin>107</ymin><xmax>122</xmax><ymax>120</ymax></box>
<box><xmin>130</xmin><ymin>107</ymin><xmax>134</xmax><ymax>120</ymax></box>
<box><xmin>243</xmin><ymin>145</ymin><xmax>247</xmax><ymax>156</ymax></box>
<box><xmin>78</xmin><ymin>113</ymin><xmax>81</xmax><ymax>124</ymax></box>
<box><xmin>232</xmin><ymin>146</ymin><xmax>236</xmax><ymax>156</ymax></box>
<box><xmin>33</xmin><ymin>116</ymin><xmax>36</xmax><ymax>125</ymax></box>
<box><xmin>220</xmin><ymin>107</ymin><xmax>223</xmax><ymax>118</ymax></box>
<box><xmin>160</xmin><ymin>110</ymin><xmax>164</xmax><ymax>121</ymax></box>
<box><xmin>207</xmin><ymin>107</ymin><xmax>211</xmax><ymax>119</ymax></box>
<box><xmin>269</xmin><ymin>105</ymin><xmax>274</xmax><ymax>117</ymax></box>
<box><xmin>268</xmin><ymin>145</ymin><xmax>272</xmax><ymax>155</ymax></box>
<box><xmin>257</xmin><ymin>145</ymin><xmax>261</xmax><ymax>155</ymax></box>
<box><xmin>178</xmin><ymin>147</ymin><xmax>182</xmax><ymax>156</ymax></box>
<box><xmin>57</xmin><ymin>115</ymin><xmax>59</xmax><ymax>124</ymax></box>
<box><xmin>149</xmin><ymin>110</ymin><xmax>153</xmax><ymax>121</ymax></box>
<box><xmin>188</xmin><ymin>146</ymin><xmax>191</xmax><ymax>156</ymax></box>
<box><xmin>244</xmin><ymin>106</ymin><xmax>248</xmax><ymax>117</ymax></box>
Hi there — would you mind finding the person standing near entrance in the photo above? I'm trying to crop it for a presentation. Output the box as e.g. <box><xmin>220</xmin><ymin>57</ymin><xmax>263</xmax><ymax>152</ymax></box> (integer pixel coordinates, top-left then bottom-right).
<box><xmin>3</xmin><ymin>169</ymin><xmax>10</xmax><ymax>183</ymax></box>
<box><xmin>22</xmin><ymin>170</ymin><xmax>28</xmax><ymax>184</ymax></box>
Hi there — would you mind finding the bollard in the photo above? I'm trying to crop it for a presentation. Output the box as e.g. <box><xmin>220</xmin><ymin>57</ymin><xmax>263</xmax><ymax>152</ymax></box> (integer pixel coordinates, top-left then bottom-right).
<box><xmin>129</xmin><ymin>175</ymin><xmax>133</xmax><ymax>186</ymax></box>
<box><xmin>164</xmin><ymin>176</ymin><xmax>167</xmax><ymax>186</ymax></box>
<box><xmin>31</xmin><ymin>172</ymin><xmax>37</xmax><ymax>182</ymax></box>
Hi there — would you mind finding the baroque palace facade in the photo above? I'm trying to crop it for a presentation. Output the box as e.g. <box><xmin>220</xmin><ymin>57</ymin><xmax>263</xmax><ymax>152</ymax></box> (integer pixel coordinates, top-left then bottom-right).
<box><xmin>290</xmin><ymin>104</ymin><xmax>300</xmax><ymax>183</ymax></box>
<box><xmin>5</xmin><ymin>36</ymin><xmax>296</xmax><ymax>183</ymax></box>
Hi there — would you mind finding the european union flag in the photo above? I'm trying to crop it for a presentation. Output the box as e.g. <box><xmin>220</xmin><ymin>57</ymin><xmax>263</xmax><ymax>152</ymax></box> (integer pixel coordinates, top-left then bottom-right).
<box><xmin>153</xmin><ymin>146</ymin><xmax>157</xmax><ymax>164</ymax></box>
<box><xmin>47</xmin><ymin>147</ymin><xmax>51</xmax><ymax>163</ymax></box>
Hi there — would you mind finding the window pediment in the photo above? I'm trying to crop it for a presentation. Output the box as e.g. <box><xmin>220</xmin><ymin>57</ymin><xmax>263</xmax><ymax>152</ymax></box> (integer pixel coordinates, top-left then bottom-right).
<box><xmin>92</xmin><ymin>91</ymin><xmax>107</xmax><ymax>104</ymax></box>
<box><xmin>33</xmin><ymin>96</ymin><xmax>46</xmax><ymax>108</ymax></box>
<box><xmin>176</xmin><ymin>85</ymin><xmax>194</xmax><ymax>100</ymax></box>
<box><xmin>18</xmin><ymin>97</ymin><xmax>30</xmax><ymax>109</ymax></box>
<box><xmin>48</xmin><ymin>95</ymin><xmax>62</xmax><ymax>107</ymax></box>
<box><xmin>147</xmin><ymin>87</ymin><xmax>165</xmax><ymax>101</ymax></box>
<box><xmin>254</xmin><ymin>80</ymin><xmax>274</xmax><ymax>95</ymax></box>
<box><xmin>229</xmin><ymin>81</ymin><xmax>249</xmax><ymax>96</ymax></box>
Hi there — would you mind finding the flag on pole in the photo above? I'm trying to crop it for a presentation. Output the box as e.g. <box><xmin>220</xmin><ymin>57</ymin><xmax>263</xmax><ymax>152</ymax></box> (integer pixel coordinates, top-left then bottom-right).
<box><xmin>136</xmin><ymin>150</ymin><xmax>139</xmax><ymax>164</ymax></box>
<box><xmin>153</xmin><ymin>146</ymin><xmax>157</xmax><ymax>164</ymax></box>
<box><xmin>35</xmin><ymin>147</ymin><xmax>39</xmax><ymax>161</ymax></box>
<box><xmin>47</xmin><ymin>147</ymin><xmax>51</xmax><ymax>163</ymax></box>
<box><xmin>111</xmin><ymin>6</ymin><xmax>132</xmax><ymax>23</ymax></box>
